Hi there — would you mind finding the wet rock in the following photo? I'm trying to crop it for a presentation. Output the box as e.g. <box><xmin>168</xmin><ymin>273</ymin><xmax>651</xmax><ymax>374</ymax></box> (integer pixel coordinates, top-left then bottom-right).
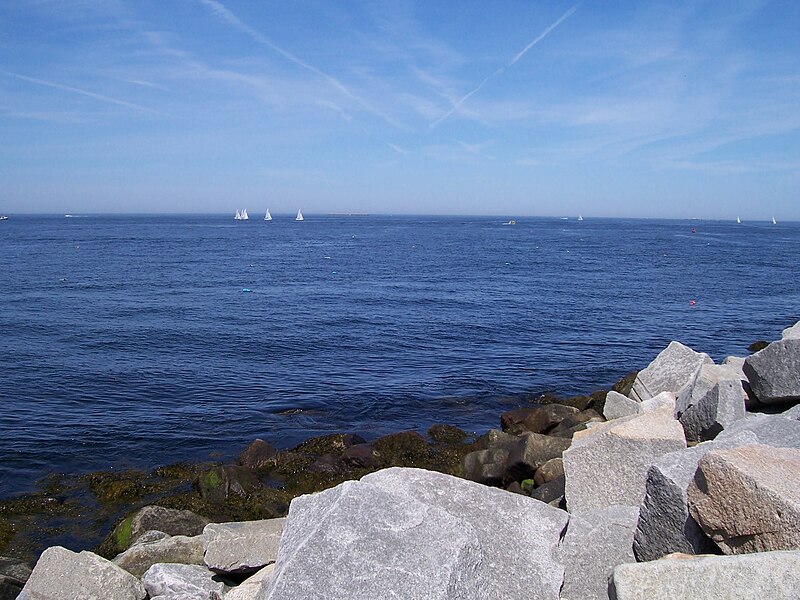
<box><xmin>603</xmin><ymin>391</ymin><xmax>641</xmax><ymax>420</ymax></box>
<box><xmin>427</xmin><ymin>424</ymin><xmax>468</xmax><ymax>444</ymax></box>
<box><xmin>294</xmin><ymin>433</ymin><xmax>366</xmax><ymax>457</ymax></box>
<box><xmin>113</xmin><ymin>533</ymin><xmax>204</xmax><ymax>578</ymax></box>
<box><xmin>534</xmin><ymin>457</ymin><xmax>564</xmax><ymax>486</ymax></box>
<box><xmin>0</xmin><ymin>556</ymin><xmax>31</xmax><ymax>600</ymax></box>
<box><xmin>557</xmin><ymin>395</ymin><xmax>593</xmax><ymax>411</ymax></box>
<box><xmin>547</xmin><ymin>409</ymin><xmax>603</xmax><ymax>437</ymax></box>
<box><xmin>203</xmin><ymin>518</ymin><xmax>285</xmax><ymax>575</ymax></box>
<box><xmin>629</xmin><ymin>341</ymin><xmax>713</xmax><ymax>402</ymax></box>
<box><xmin>633</xmin><ymin>431</ymin><xmax>758</xmax><ymax>562</ymax></box>
<box><xmin>748</xmin><ymin>340</ymin><xmax>769</xmax><ymax>352</ymax></box>
<box><xmin>612</xmin><ymin>371</ymin><xmax>638</xmax><ymax>397</ymax></box>
<box><xmin>224</xmin><ymin>564</ymin><xmax>274</xmax><ymax>600</ymax></box>
<box><xmin>19</xmin><ymin>546</ymin><xmax>146</xmax><ymax>600</ymax></box>
<box><xmin>677</xmin><ymin>364</ymin><xmax>747</xmax><ymax>442</ymax></box>
<box><xmin>500</xmin><ymin>404</ymin><xmax>579</xmax><ymax>435</ymax></box>
<box><xmin>142</xmin><ymin>563</ymin><xmax>226</xmax><ymax>599</ymax></box>
<box><xmin>611</xmin><ymin>550</ymin><xmax>800</xmax><ymax>599</ymax></box>
<box><xmin>688</xmin><ymin>444</ymin><xmax>800</xmax><ymax>554</ymax></box>
<box><xmin>504</xmin><ymin>433</ymin><xmax>570</xmax><ymax>482</ymax></box>
<box><xmin>563</xmin><ymin>405</ymin><xmax>686</xmax><ymax>513</ymax></box>
<box><xmin>339</xmin><ymin>444</ymin><xmax>382</xmax><ymax>469</ymax></box>
<box><xmin>744</xmin><ymin>339</ymin><xmax>800</xmax><ymax>404</ymax></box>
<box><xmin>196</xmin><ymin>465</ymin><xmax>262</xmax><ymax>504</ymax></box>
<box><xmin>463</xmin><ymin>448</ymin><xmax>509</xmax><ymax>485</ymax></box>
<box><xmin>559</xmin><ymin>505</ymin><xmax>639</xmax><ymax>600</ymax></box>
<box><xmin>99</xmin><ymin>506</ymin><xmax>209</xmax><ymax>559</ymax></box>
<box><xmin>238</xmin><ymin>439</ymin><xmax>278</xmax><ymax>469</ymax></box>
<box><xmin>261</xmin><ymin>467</ymin><xmax>569</xmax><ymax>600</ymax></box>
<box><xmin>85</xmin><ymin>470</ymin><xmax>152</xmax><ymax>503</ymax></box>
<box><xmin>372</xmin><ymin>431</ymin><xmax>433</xmax><ymax>467</ymax></box>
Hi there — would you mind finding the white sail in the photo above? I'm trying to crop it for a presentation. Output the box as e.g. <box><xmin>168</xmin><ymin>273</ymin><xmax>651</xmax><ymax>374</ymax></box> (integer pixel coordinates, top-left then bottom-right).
<box><xmin>235</xmin><ymin>210</ymin><xmax>241</xmax><ymax>220</ymax></box>
<box><xmin>737</xmin><ymin>216</ymin><xmax>741</xmax><ymax>224</ymax></box>
<box><xmin>296</xmin><ymin>209</ymin><xmax>304</xmax><ymax>221</ymax></box>
<box><xmin>578</xmin><ymin>214</ymin><xmax>583</xmax><ymax>221</ymax></box>
<box><xmin>242</xmin><ymin>209</ymin><xmax>249</xmax><ymax>220</ymax></box>
<box><xmin>773</xmin><ymin>216</ymin><xmax>777</xmax><ymax>224</ymax></box>
<box><xmin>265</xmin><ymin>209</ymin><xmax>272</xmax><ymax>221</ymax></box>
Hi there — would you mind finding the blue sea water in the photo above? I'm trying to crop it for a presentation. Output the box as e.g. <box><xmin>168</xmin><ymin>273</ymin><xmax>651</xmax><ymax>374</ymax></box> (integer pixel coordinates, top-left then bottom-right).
<box><xmin>0</xmin><ymin>214</ymin><xmax>798</xmax><ymax>498</ymax></box>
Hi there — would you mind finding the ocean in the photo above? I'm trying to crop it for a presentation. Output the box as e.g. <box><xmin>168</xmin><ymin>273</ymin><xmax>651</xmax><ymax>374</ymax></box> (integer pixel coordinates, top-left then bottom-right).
<box><xmin>1</xmin><ymin>214</ymin><xmax>798</xmax><ymax>498</ymax></box>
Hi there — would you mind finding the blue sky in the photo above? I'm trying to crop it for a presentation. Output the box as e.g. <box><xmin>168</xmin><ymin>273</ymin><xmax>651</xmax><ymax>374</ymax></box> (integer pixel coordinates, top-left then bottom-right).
<box><xmin>1</xmin><ymin>0</ymin><xmax>798</xmax><ymax>218</ymax></box>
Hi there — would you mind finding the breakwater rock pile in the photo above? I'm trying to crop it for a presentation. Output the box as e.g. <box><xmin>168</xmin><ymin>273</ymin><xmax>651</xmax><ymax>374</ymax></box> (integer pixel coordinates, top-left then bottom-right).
<box><xmin>4</xmin><ymin>322</ymin><xmax>800</xmax><ymax>599</ymax></box>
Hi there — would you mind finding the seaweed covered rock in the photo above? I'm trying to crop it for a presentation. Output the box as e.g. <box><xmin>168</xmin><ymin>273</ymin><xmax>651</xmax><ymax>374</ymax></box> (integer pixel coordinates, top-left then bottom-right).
<box><xmin>372</xmin><ymin>431</ymin><xmax>433</xmax><ymax>468</ymax></box>
<box><xmin>237</xmin><ymin>439</ymin><xmax>278</xmax><ymax>469</ymax></box>
<box><xmin>500</xmin><ymin>404</ymin><xmax>579</xmax><ymax>435</ymax></box>
<box><xmin>196</xmin><ymin>466</ymin><xmax>262</xmax><ymax>504</ymax></box>
<box><xmin>293</xmin><ymin>433</ymin><xmax>366</xmax><ymax>457</ymax></box>
<box><xmin>100</xmin><ymin>506</ymin><xmax>209</xmax><ymax>558</ymax></box>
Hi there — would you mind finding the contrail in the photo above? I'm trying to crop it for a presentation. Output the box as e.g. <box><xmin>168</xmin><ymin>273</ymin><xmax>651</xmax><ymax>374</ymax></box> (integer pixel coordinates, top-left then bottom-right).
<box><xmin>0</xmin><ymin>69</ymin><xmax>163</xmax><ymax>114</ymax></box>
<box><xmin>430</xmin><ymin>4</ymin><xmax>579</xmax><ymax>129</ymax></box>
<box><xmin>198</xmin><ymin>0</ymin><xmax>401</xmax><ymax>128</ymax></box>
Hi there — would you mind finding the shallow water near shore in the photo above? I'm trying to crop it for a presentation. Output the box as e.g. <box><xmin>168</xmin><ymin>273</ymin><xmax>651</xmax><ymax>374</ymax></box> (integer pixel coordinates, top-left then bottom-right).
<box><xmin>1</xmin><ymin>214</ymin><xmax>798</xmax><ymax>498</ymax></box>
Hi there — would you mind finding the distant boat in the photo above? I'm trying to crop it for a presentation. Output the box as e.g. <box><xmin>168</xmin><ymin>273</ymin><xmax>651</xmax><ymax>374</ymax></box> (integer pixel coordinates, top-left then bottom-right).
<box><xmin>502</xmin><ymin>219</ymin><xmax>516</xmax><ymax>225</ymax></box>
<box><xmin>296</xmin><ymin>210</ymin><xmax>304</xmax><ymax>221</ymax></box>
<box><xmin>241</xmin><ymin>209</ymin><xmax>249</xmax><ymax>220</ymax></box>
<box><xmin>737</xmin><ymin>216</ymin><xmax>741</xmax><ymax>224</ymax></box>
<box><xmin>0</xmin><ymin>215</ymin><xmax>8</xmax><ymax>220</ymax></box>
<box><xmin>773</xmin><ymin>216</ymin><xmax>777</xmax><ymax>225</ymax></box>
<box><xmin>235</xmin><ymin>210</ymin><xmax>241</xmax><ymax>220</ymax></box>
<box><xmin>264</xmin><ymin>209</ymin><xmax>272</xmax><ymax>221</ymax></box>
<box><xmin>578</xmin><ymin>214</ymin><xmax>583</xmax><ymax>221</ymax></box>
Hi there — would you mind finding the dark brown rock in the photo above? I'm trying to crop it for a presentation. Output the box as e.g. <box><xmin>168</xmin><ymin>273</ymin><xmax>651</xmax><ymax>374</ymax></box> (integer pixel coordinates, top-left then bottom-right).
<box><xmin>500</xmin><ymin>405</ymin><xmax>579</xmax><ymax>435</ymax></box>
<box><xmin>534</xmin><ymin>458</ymin><xmax>565</xmax><ymax>486</ymax></box>
<box><xmin>472</xmin><ymin>429</ymin><xmax>518</xmax><ymax>452</ymax></box>
<box><xmin>547</xmin><ymin>409</ymin><xmax>604</xmax><ymax>437</ymax></box>
<box><xmin>612</xmin><ymin>371</ymin><xmax>639</xmax><ymax>397</ymax></box>
<box><xmin>748</xmin><ymin>340</ymin><xmax>769</xmax><ymax>353</ymax></box>
<box><xmin>531</xmin><ymin>476</ymin><xmax>566</xmax><ymax>506</ymax></box>
<box><xmin>237</xmin><ymin>439</ymin><xmax>278</xmax><ymax>469</ymax></box>
<box><xmin>504</xmin><ymin>433</ymin><xmax>571</xmax><ymax>482</ymax></box>
<box><xmin>340</xmin><ymin>444</ymin><xmax>382</xmax><ymax>469</ymax></box>
<box><xmin>0</xmin><ymin>556</ymin><xmax>30</xmax><ymax>600</ymax></box>
<box><xmin>463</xmin><ymin>449</ymin><xmax>509</xmax><ymax>486</ymax></box>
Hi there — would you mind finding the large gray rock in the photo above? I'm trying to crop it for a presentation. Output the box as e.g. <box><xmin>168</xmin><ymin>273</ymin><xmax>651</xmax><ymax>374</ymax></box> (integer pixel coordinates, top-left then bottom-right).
<box><xmin>504</xmin><ymin>432</ymin><xmax>570</xmax><ymax>481</ymax></box>
<box><xmin>676</xmin><ymin>364</ymin><xmax>747</xmax><ymax>442</ymax></box>
<box><xmin>126</xmin><ymin>506</ymin><xmax>209</xmax><ymax>546</ymax></box>
<box><xmin>632</xmin><ymin>431</ymin><xmax>759</xmax><ymax>562</ymax></box>
<box><xmin>259</xmin><ymin>467</ymin><xmax>569</xmax><ymax>600</ymax></box>
<box><xmin>203</xmin><ymin>518</ymin><xmax>285</xmax><ymax>575</ymax></box>
<box><xmin>743</xmin><ymin>339</ymin><xmax>800</xmax><ymax>404</ymax></box>
<box><xmin>688</xmin><ymin>444</ymin><xmax>800</xmax><ymax>554</ymax></box>
<box><xmin>611</xmin><ymin>550</ymin><xmax>800</xmax><ymax>599</ymax></box>
<box><xmin>113</xmin><ymin>533</ymin><xmax>204</xmax><ymax>577</ymax></box>
<box><xmin>782</xmin><ymin>404</ymin><xmax>800</xmax><ymax>420</ymax></box>
<box><xmin>603</xmin><ymin>391</ymin><xmax>641</xmax><ymax>420</ymax></box>
<box><xmin>782</xmin><ymin>320</ymin><xmax>800</xmax><ymax>340</ymax></box>
<box><xmin>563</xmin><ymin>406</ymin><xmax>686</xmax><ymax>513</ymax></box>
<box><xmin>716</xmin><ymin>413</ymin><xmax>800</xmax><ymax>448</ymax></box>
<box><xmin>629</xmin><ymin>341</ymin><xmax>713</xmax><ymax>402</ymax></box>
<box><xmin>142</xmin><ymin>563</ymin><xmax>225</xmax><ymax>599</ymax></box>
<box><xmin>558</xmin><ymin>505</ymin><xmax>639</xmax><ymax>600</ymax></box>
<box><xmin>226</xmin><ymin>565</ymin><xmax>275</xmax><ymax>600</ymax></box>
<box><xmin>722</xmin><ymin>356</ymin><xmax>760</xmax><ymax>409</ymax></box>
<box><xmin>18</xmin><ymin>547</ymin><xmax>146</xmax><ymax>600</ymax></box>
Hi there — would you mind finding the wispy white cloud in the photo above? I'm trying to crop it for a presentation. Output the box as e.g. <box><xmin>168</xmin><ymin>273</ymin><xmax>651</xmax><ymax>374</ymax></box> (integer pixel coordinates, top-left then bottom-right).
<box><xmin>196</xmin><ymin>0</ymin><xmax>402</xmax><ymax>127</ymax></box>
<box><xmin>387</xmin><ymin>142</ymin><xmax>409</xmax><ymax>155</ymax></box>
<box><xmin>430</xmin><ymin>4</ymin><xmax>579</xmax><ymax>128</ymax></box>
<box><xmin>0</xmin><ymin>69</ymin><xmax>164</xmax><ymax>115</ymax></box>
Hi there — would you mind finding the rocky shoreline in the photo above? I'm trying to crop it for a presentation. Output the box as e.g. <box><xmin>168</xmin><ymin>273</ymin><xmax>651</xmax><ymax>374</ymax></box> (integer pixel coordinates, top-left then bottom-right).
<box><xmin>2</xmin><ymin>321</ymin><xmax>799</xmax><ymax>599</ymax></box>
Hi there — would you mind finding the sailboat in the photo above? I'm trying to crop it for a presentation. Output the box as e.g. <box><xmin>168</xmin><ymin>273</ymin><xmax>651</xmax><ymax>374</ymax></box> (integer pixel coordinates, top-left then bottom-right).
<box><xmin>235</xmin><ymin>210</ymin><xmax>241</xmax><ymax>220</ymax></box>
<box><xmin>773</xmin><ymin>216</ymin><xmax>777</xmax><ymax>225</ymax></box>
<box><xmin>737</xmin><ymin>216</ymin><xmax>741</xmax><ymax>224</ymax></box>
<box><xmin>578</xmin><ymin>214</ymin><xmax>583</xmax><ymax>221</ymax></box>
<box><xmin>296</xmin><ymin>210</ymin><xmax>304</xmax><ymax>221</ymax></box>
<box><xmin>264</xmin><ymin>209</ymin><xmax>272</xmax><ymax>221</ymax></box>
<box><xmin>241</xmin><ymin>209</ymin><xmax>249</xmax><ymax>220</ymax></box>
